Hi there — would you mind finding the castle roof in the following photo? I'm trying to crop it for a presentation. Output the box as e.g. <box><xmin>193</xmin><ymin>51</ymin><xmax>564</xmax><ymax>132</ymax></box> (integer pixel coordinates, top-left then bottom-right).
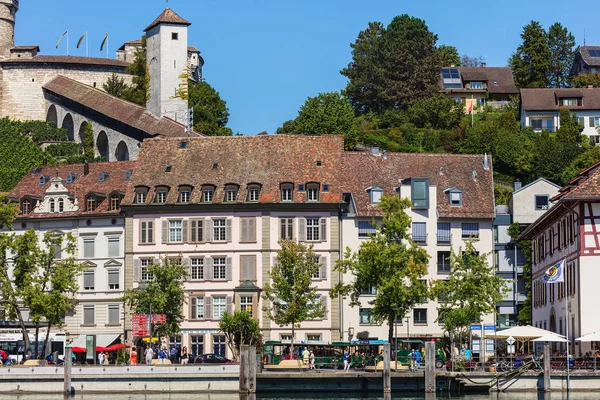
<box><xmin>0</xmin><ymin>55</ymin><xmax>129</xmax><ymax>68</ymax></box>
<box><xmin>43</xmin><ymin>75</ymin><xmax>202</xmax><ymax>138</ymax></box>
<box><xmin>144</xmin><ymin>8</ymin><xmax>191</xmax><ymax>32</ymax></box>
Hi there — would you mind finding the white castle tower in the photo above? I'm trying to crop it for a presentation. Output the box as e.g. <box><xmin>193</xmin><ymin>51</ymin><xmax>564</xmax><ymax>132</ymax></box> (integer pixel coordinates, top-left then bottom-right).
<box><xmin>0</xmin><ymin>0</ymin><xmax>18</xmax><ymax>57</ymax></box>
<box><xmin>144</xmin><ymin>8</ymin><xmax>190</xmax><ymax>121</ymax></box>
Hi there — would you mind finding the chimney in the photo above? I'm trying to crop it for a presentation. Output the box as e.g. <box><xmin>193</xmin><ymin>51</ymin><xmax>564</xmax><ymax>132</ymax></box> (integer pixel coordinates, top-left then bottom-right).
<box><xmin>450</xmin><ymin>64</ymin><xmax>455</xmax><ymax>68</ymax></box>
<box><xmin>514</xmin><ymin>178</ymin><xmax>522</xmax><ymax>192</ymax></box>
<box><xmin>481</xmin><ymin>62</ymin><xmax>487</xmax><ymax>68</ymax></box>
<box><xmin>83</xmin><ymin>161</ymin><xmax>89</xmax><ymax>176</ymax></box>
<box><xmin>483</xmin><ymin>153</ymin><xmax>489</xmax><ymax>170</ymax></box>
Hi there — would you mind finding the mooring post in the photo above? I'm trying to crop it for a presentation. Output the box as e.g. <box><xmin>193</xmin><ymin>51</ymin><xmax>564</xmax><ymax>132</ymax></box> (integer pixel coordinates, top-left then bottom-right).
<box><xmin>543</xmin><ymin>343</ymin><xmax>551</xmax><ymax>392</ymax></box>
<box><xmin>383</xmin><ymin>343</ymin><xmax>391</xmax><ymax>400</ymax></box>
<box><xmin>425</xmin><ymin>341</ymin><xmax>436</xmax><ymax>393</ymax></box>
<box><xmin>240</xmin><ymin>345</ymin><xmax>249</xmax><ymax>394</ymax></box>
<box><xmin>248</xmin><ymin>345</ymin><xmax>257</xmax><ymax>394</ymax></box>
<box><xmin>64</xmin><ymin>347</ymin><xmax>72</xmax><ymax>396</ymax></box>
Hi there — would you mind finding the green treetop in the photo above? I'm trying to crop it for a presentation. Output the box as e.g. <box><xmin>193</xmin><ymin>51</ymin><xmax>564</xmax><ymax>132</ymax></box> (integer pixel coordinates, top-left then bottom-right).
<box><xmin>509</xmin><ymin>21</ymin><xmax>551</xmax><ymax>88</ymax></box>
<box><xmin>218</xmin><ymin>310</ymin><xmax>262</xmax><ymax>361</ymax></box>
<box><xmin>547</xmin><ymin>22</ymin><xmax>576</xmax><ymax>88</ymax></box>
<box><xmin>188</xmin><ymin>80</ymin><xmax>233</xmax><ymax>136</ymax></box>
<box><xmin>438</xmin><ymin>45</ymin><xmax>461</xmax><ymax>67</ymax></box>
<box><xmin>331</xmin><ymin>196</ymin><xmax>429</xmax><ymax>344</ymax></box>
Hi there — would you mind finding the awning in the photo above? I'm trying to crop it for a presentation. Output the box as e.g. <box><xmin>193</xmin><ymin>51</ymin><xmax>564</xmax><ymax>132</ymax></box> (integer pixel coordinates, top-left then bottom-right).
<box><xmin>67</xmin><ymin>334</ymin><xmax>120</xmax><ymax>348</ymax></box>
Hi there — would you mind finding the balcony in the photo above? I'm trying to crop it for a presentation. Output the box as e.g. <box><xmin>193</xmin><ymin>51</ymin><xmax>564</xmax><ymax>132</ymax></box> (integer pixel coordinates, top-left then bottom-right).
<box><xmin>529</xmin><ymin>125</ymin><xmax>557</xmax><ymax>133</ymax></box>
<box><xmin>437</xmin><ymin>233</ymin><xmax>452</xmax><ymax>246</ymax></box>
<box><xmin>412</xmin><ymin>234</ymin><xmax>427</xmax><ymax>246</ymax></box>
<box><xmin>437</xmin><ymin>263</ymin><xmax>451</xmax><ymax>275</ymax></box>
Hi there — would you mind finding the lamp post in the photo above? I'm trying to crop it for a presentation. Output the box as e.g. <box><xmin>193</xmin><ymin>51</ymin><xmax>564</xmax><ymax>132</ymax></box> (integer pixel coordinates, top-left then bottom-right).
<box><xmin>405</xmin><ymin>316</ymin><xmax>411</xmax><ymax>340</ymax></box>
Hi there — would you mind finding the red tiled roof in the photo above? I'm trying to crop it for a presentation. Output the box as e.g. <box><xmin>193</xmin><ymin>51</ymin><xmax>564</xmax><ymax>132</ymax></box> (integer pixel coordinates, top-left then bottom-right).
<box><xmin>122</xmin><ymin>135</ymin><xmax>345</xmax><ymax>206</ymax></box>
<box><xmin>145</xmin><ymin>8</ymin><xmax>191</xmax><ymax>32</ymax></box>
<box><xmin>552</xmin><ymin>160</ymin><xmax>600</xmax><ymax>202</ymax></box>
<box><xmin>43</xmin><ymin>75</ymin><xmax>202</xmax><ymax>138</ymax></box>
<box><xmin>340</xmin><ymin>152</ymin><xmax>495</xmax><ymax>219</ymax></box>
<box><xmin>0</xmin><ymin>55</ymin><xmax>129</xmax><ymax>68</ymax></box>
<box><xmin>10</xmin><ymin>45</ymin><xmax>40</xmax><ymax>51</ymax></box>
<box><xmin>7</xmin><ymin>161</ymin><xmax>136</xmax><ymax>219</ymax></box>
<box><xmin>521</xmin><ymin>88</ymin><xmax>600</xmax><ymax>111</ymax></box>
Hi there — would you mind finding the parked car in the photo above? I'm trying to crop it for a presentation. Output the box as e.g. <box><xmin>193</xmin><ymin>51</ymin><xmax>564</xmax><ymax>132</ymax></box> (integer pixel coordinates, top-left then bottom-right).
<box><xmin>194</xmin><ymin>353</ymin><xmax>231</xmax><ymax>364</ymax></box>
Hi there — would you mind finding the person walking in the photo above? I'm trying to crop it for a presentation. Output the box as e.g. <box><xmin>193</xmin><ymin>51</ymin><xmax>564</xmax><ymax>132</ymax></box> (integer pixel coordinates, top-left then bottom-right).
<box><xmin>410</xmin><ymin>349</ymin><xmax>417</xmax><ymax>372</ymax></box>
<box><xmin>181</xmin><ymin>346</ymin><xmax>189</xmax><ymax>365</ymax></box>
<box><xmin>159</xmin><ymin>347</ymin><xmax>168</xmax><ymax>365</ymax></box>
<box><xmin>414</xmin><ymin>348</ymin><xmax>422</xmax><ymax>370</ymax></box>
<box><xmin>144</xmin><ymin>345</ymin><xmax>154</xmax><ymax>365</ymax></box>
<box><xmin>309</xmin><ymin>350</ymin><xmax>315</xmax><ymax>370</ymax></box>
<box><xmin>98</xmin><ymin>351</ymin><xmax>104</xmax><ymax>365</ymax></box>
<box><xmin>302</xmin><ymin>348</ymin><xmax>310</xmax><ymax>366</ymax></box>
<box><xmin>170</xmin><ymin>346</ymin><xmax>177</xmax><ymax>364</ymax></box>
<box><xmin>343</xmin><ymin>349</ymin><xmax>351</xmax><ymax>371</ymax></box>
<box><xmin>130</xmin><ymin>348</ymin><xmax>137</xmax><ymax>365</ymax></box>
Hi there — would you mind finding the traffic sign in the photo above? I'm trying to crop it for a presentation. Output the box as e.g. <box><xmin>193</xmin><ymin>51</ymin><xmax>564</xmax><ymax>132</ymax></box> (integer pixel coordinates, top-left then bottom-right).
<box><xmin>506</xmin><ymin>336</ymin><xmax>516</xmax><ymax>345</ymax></box>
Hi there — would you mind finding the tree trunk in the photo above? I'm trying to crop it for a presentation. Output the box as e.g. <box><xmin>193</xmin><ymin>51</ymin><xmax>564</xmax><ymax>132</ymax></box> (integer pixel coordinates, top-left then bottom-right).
<box><xmin>14</xmin><ymin>306</ymin><xmax>31</xmax><ymax>361</ymax></box>
<box><xmin>388</xmin><ymin>314</ymin><xmax>394</xmax><ymax>348</ymax></box>
<box><xmin>34</xmin><ymin>324</ymin><xmax>40</xmax><ymax>359</ymax></box>
<box><xmin>290</xmin><ymin>323</ymin><xmax>295</xmax><ymax>360</ymax></box>
<box><xmin>42</xmin><ymin>322</ymin><xmax>53</xmax><ymax>359</ymax></box>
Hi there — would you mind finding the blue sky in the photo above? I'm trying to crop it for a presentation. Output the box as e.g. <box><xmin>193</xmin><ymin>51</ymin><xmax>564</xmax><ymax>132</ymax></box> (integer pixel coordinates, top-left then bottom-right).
<box><xmin>16</xmin><ymin>0</ymin><xmax>599</xmax><ymax>135</ymax></box>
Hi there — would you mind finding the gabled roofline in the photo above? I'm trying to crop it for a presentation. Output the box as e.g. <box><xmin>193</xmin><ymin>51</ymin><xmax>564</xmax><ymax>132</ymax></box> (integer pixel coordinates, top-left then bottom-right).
<box><xmin>514</xmin><ymin>177</ymin><xmax>562</xmax><ymax>195</ymax></box>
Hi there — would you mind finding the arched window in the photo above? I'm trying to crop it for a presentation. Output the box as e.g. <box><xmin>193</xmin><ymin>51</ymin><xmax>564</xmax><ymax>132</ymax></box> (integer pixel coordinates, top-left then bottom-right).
<box><xmin>87</xmin><ymin>195</ymin><xmax>96</xmax><ymax>212</ymax></box>
<box><xmin>224</xmin><ymin>184</ymin><xmax>239</xmax><ymax>203</ymax></box>
<box><xmin>58</xmin><ymin>198</ymin><xmax>64</xmax><ymax>213</ymax></box>
<box><xmin>110</xmin><ymin>193</ymin><xmax>121</xmax><ymax>210</ymax></box>
<box><xmin>306</xmin><ymin>182</ymin><xmax>320</xmax><ymax>202</ymax></box>
<box><xmin>49</xmin><ymin>198</ymin><xmax>55</xmax><ymax>213</ymax></box>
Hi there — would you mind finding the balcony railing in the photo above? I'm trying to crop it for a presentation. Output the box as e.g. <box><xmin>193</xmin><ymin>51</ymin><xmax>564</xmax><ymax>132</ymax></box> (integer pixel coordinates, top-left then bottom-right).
<box><xmin>487</xmin><ymin>100</ymin><xmax>510</xmax><ymax>109</ymax></box>
<box><xmin>412</xmin><ymin>234</ymin><xmax>427</xmax><ymax>245</ymax></box>
<box><xmin>437</xmin><ymin>233</ymin><xmax>452</xmax><ymax>245</ymax></box>
<box><xmin>530</xmin><ymin>126</ymin><xmax>558</xmax><ymax>133</ymax></box>
<box><xmin>437</xmin><ymin>263</ymin><xmax>451</xmax><ymax>274</ymax></box>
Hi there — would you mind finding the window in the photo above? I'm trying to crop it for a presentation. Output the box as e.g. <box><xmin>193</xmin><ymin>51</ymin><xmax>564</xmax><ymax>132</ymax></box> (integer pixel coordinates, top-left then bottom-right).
<box><xmin>83</xmin><ymin>238</ymin><xmax>95</xmax><ymax>258</ymax></box>
<box><xmin>360</xmin><ymin>284</ymin><xmax>377</xmax><ymax>295</ymax></box>
<box><xmin>135</xmin><ymin>189</ymin><xmax>147</xmax><ymax>204</ymax></box>
<box><xmin>414</xmin><ymin>308</ymin><xmax>427</xmax><ymax>324</ymax></box>
<box><xmin>191</xmin><ymin>297</ymin><xmax>204</xmax><ymax>319</ymax></box>
<box><xmin>191</xmin><ymin>219</ymin><xmax>203</xmax><ymax>243</ymax></box>
<box><xmin>86</xmin><ymin>195</ymin><xmax>96</xmax><ymax>212</ymax></box>
<box><xmin>562</xmin><ymin>98</ymin><xmax>579</xmax><ymax>106</ymax></box>
<box><xmin>417</xmin><ymin>280</ymin><xmax>428</xmax><ymax>303</ymax></box>
<box><xmin>49</xmin><ymin>198</ymin><xmax>55</xmax><ymax>213</ymax></box>
<box><xmin>83</xmin><ymin>305</ymin><xmax>95</xmax><ymax>325</ymax></box>
<box><xmin>311</xmin><ymin>256</ymin><xmax>322</xmax><ymax>280</ymax></box>
<box><xmin>307</xmin><ymin>334</ymin><xmax>321</xmax><ymax>342</ymax></box>
<box><xmin>307</xmin><ymin>183</ymin><xmax>320</xmax><ymax>202</ymax></box>
<box><xmin>108</xmin><ymin>305</ymin><xmax>120</xmax><ymax>325</ymax></box>
<box><xmin>531</xmin><ymin>119</ymin><xmax>543</xmax><ymax>130</ymax></box>
<box><xmin>191</xmin><ymin>335</ymin><xmax>204</xmax><ymax>356</ymax></box>
<box><xmin>437</xmin><ymin>222</ymin><xmax>451</xmax><ymax>244</ymax></box>
<box><xmin>108</xmin><ymin>237</ymin><xmax>120</xmax><ymax>257</ymax></box>
<box><xmin>169</xmin><ymin>220</ymin><xmax>183</xmax><ymax>242</ymax></box>
<box><xmin>141</xmin><ymin>259</ymin><xmax>153</xmax><ymax>281</ymax></box>
<box><xmin>462</xmin><ymin>223</ymin><xmax>480</xmax><ymax>240</ymax></box>
<box><xmin>108</xmin><ymin>270</ymin><xmax>119</xmax><ymax>290</ymax></box>
<box><xmin>213</xmin><ymin>219</ymin><xmax>227</xmax><ymax>241</ymax></box>
<box><xmin>191</xmin><ymin>258</ymin><xmax>204</xmax><ymax>280</ymax></box>
<box><xmin>281</xmin><ymin>183</ymin><xmax>293</xmax><ymax>202</ymax></box>
<box><xmin>437</xmin><ymin>251</ymin><xmax>451</xmax><ymax>273</ymax></box>
<box><xmin>179</xmin><ymin>187</ymin><xmax>191</xmax><ymax>203</ymax></box>
<box><xmin>247</xmin><ymin>185</ymin><xmax>260</xmax><ymax>202</ymax></box>
<box><xmin>58</xmin><ymin>198</ymin><xmax>64</xmax><ymax>212</ymax></box>
<box><xmin>225</xmin><ymin>187</ymin><xmax>238</xmax><ymax>202</ymax></box>
<box><xmin>21</xmin><ymin>199</ymin><xmax>31</xmax><ymax>214</ymax></box>
<box><xmin>172</xmin><ymin>32</ymin><xmax>178</xmax><ymax>40</ymax></box>
<box><xmin>280</xmin><ymin>218</ymin><xmax>294</xmax><ymax>240</ymax></box>
<box><xmin>359</xmin><ymin>308</ymin><xmax>375</xmax><ymax>324</ymax></box>
<box><xmin>449</xmin><ymin>191</ymin><xmax>462</xmax><ymax>206</ymax></box>
<box><xmin>535</xmin><ymin>195</ymin><xmax>549</xmax><ymax>210</ymax></box>
<box><xmin>412</xmin><ymin>222</ymin><xmax>427</xmax><ymax>244</ymax></box>
<box><xmin>83</xmin><ymin>271</ymin><xmax>95</xmax><ymax>290</ymax></box>
<box><xmin>240</xmin><ymin>217</ymin><xmax>256</xmax><ymax>242</ymax></box>
<box><xmin>358</xmin><ymin>221</ymin><xmax>377</xmax><ymax>237</ymax></box>
<box><xmin>140</xmin><ymin>220</ymin><xmax>154</xmax><ymax>244</ymax></box>
<box><xmin>213</xmin><ymin>297</ymin><xmax>226</xmax><ymax>320</ymax></box>
<box><xmin>213</xmin><ymin>335</ymin><xmax>226</xmax><ymax>356</ymax></box>
<box><xmin>213</xmin><ymin>257</ymin><xmax>227</xmax><ymax>280</ymax></box>
<box><xmin>109</xmin><ymin>194</ymin><xmax>120</xmax><ymax>210</ymax></box>
<box><xmin>280</xmin><ymin>334</ymin><xmax>293</xmax><ymax>342</ymax></box>
<box><xmin>306</xmin><ymin>218</ymin><xmax>320</xmax><ymax>241</ymax></box>
<box><xmin>594</xmin><ymin>117</ymin><xmax>600</xmax><ymax>127</ymax></box>
<box><xmin>202</xmin><ymin>187</ymin><xmax>214</xmax><ymax>203</ymax></box>
<box><xmin>411</xmin><ymin>179</ymin><xmax>429</xmax><ymax>209</ymax></box>
<box><xmin>240</xmin><ymin>296</ymin><xmax>253</xmax><ymax>315</ymax></box>
<box><xmin>369</xmin><ymin>188</ymin><xmax>383</xmax><ymax>204</ymax></box>
<box><xmin>470</xmin><ymin>82</ymin><xmax>483</xmax><ymax>89</ymax></box>
<box><xmin>155</xmin><ymin>190</ymin><xmax>167</xmax><ymax>204</ymax></box>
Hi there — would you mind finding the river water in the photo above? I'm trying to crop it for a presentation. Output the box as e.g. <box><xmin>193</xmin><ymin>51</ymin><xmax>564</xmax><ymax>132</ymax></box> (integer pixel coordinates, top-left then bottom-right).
<box><xmin>0</xmin><ymin>394</ymin><xmax>596</xmax><ymax>400</ymax></box>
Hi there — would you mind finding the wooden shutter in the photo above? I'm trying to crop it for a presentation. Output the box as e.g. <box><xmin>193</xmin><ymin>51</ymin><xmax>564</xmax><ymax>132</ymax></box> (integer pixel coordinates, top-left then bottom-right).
<box><xmin>182</xmin><ymin>220</ymin><xmax>189</xmax><ymax>243</ymax></box>
<box><xmin>321</xmin><ymin>296</ymin><xmax>327</xmax><ymax>320</ymax></box>
<box><xmin>241</xmin><ymin>256</ymin><xmax>249</xmax><ymax>281</ymax></box>
<box><xmin>298</xmin><ymin>218</ymin><xmax>306</xmax><ymax>241</ymax></box>
<box><xmin>153</xmin><ymin>257</ymin><xmax>160</xmax><ymax>267</ymax></box>
<box><xmin>225</xmin><ymin>257</ymin><xmax>233</xmax><ymax>281</ymax></box>
<box><xmin>590</xmin><ymin>117</ymin><xmax>595</xmax><ymax>128</ymax></box>
<box><xmin>241</xmin><ymin>256</ymin><xmax>256</xmax><ymax>281</ymax></box>
<box><xmin>248</xmin><ymin>218</ymin><xmax>256</xmax><ymax>242</ymax></box>
<box><xmin>226</xmin><ymin>296</ymin><xmax>233</xmax><ymax>313</ymax></box>
<box><xmin>205</xmin><ymin>220</ymin><xmax>212</xmax><ymax>242</ymax></box>
<box><xmin>320</xmin><ymin>218</ymin><xmax>327</xmax><ymax>242</ymax></box>
<box><xmin>191</xmin><ymin>220</ymin><xmax>197</xmax><ymax>242</ymax></box>
<box><xmin>138</xmin><ymin>220</ymin><xmax>143</xmax><ymax>244</ymax></box>
<box><xmin>319</xmin><ymin>256</ymin><xmax>327</xmax><ymax>280</ymax></box>
<box><xmin>225</xmin><ymin>219</ymin><xmax>232</xmax><ymax>242</ymax></box>
<box><xmin>205</xmin><ymin>297</ymin><xmax>213</xmax><ymax>319</ymax></box>
<box><xmin>162</xmin><ymin>220</ymin><xmax>168</xmax><ymax>243</ymax></box>
<box><xmin>205</xmin><ymin>257</ymin><xmax>213</xmax><ymax>280</ymax></box>
<box><xmin>133</xmin><ymin>258</ymin><xmax>141</xmax><ymax>282</ymax></box>
<box><xmin>252</xmin><ymin>296</ymin><xmax>258</xmax><ymax>319</ymax></box>
<box><xmin>190</xmin><ymin>297</ymin><xmax>197</xmax><ymax>320</ymax></box>
<box><xmin>240</xmin><ymin>218</ymin><xmax>248</xmax><ymax>242</ymax></box>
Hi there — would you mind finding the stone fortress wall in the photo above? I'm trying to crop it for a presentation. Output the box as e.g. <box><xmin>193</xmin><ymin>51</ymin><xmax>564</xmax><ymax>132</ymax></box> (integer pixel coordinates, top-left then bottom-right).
<box><xmin>0</xmin><ymin>0</ymin><xmax>17</xmax><ymax>57</ymax></box>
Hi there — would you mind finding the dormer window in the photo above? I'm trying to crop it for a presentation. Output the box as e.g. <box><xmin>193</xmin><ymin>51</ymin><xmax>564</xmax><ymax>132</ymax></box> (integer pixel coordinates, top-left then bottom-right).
<box><xmin>58</xmin><ymin>198</ymin><xmax>64</xmax><ymax>212</ymax></box>
<box><xmin>306</xmin><ymin>183</ymin><xmax>320</xmax><ymax>202</ymax></box>
<box><xmin>445</xmin><ymin>188</ymin><xmax>462</xmax><ymax>207</ymax></box>
<box><xmin>21</xmin><ymin>199</ymin><xmax>31</xmax><ymax>215</ymax></box>
<box><xmin>470</xmin><ymin>82</ymin><xmax>483</xmax><ymax>89</ymax></box>
<box><xmin>135</xmin><ymin>187</ymin><xmax>148</xmax><ymax>204</ymax></box>
<box><xmin>154</xmin><ymin>187</ymin><xmax>169</xmax><ymax>204</ymax></box>
<box><xmin>66</xmin><ymin>173</ymin><xmax>78</xmax><ymax>184</ymax></box>
<box><xmin>202</xmin><ymin>186</ymin><xmax>215</xmax><ymax>203</ymax></box>
<box><xmin>224</xmin><ymin>185</ymin><xmax>238</xmax><ymax>203</ymax></box>
<box><xmin>39</xmin><ymin>176</ymin><xmax>49</xmax><ymax>185</ymax></box>
<box><xmin>367</xmin><ymin>187</ymin><xmax>384</xmax><ymax>204</ymax></box>
<box><xmin>87</xmin><ymin>195</ymin><xmax>96</xmax><ymax>212</ymax></box>
<box><xmin>247</xmin><ymin>184</ymin><xmax>261</xmax><ymax>202</ymax></box>
<box><xmin>110</xmin><ymin>193</ymin><xmax>121</xmax><ymax>210</ymax></box>
<box><xmin>281</xmin><ymin>183</ymin><xmax>294</xmax><ymax>202</ymax></box>
<box><xmin>411</xmin><ymin>178</ymin><xmax>429</xmax><ymax>210</ymax></box>
<box><xmin>49</xmin><ymin>198</ymin><xmax>55</xmax><ymax>213</ymax></box>
<box><xmin>178</xmin><ymin>186</ymin><xmax>192</xmax><ymax>203</ymax></box>
<box><xmin>98</xmin><ymin>172</ymin><xmax>109</xmax><ymax>183</ymax></box>
<box><xmin>562</xmin><ymin>98</ymin><xmax>581</xmax><ymax>106</ymax></box>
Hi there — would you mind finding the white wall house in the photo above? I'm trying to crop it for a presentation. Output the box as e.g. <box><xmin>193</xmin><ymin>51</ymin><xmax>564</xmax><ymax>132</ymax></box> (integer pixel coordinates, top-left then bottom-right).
<box><xmin>339</xmin><ymin>151</ymin><xmax>495</xmax><ymax>350</ymax></box>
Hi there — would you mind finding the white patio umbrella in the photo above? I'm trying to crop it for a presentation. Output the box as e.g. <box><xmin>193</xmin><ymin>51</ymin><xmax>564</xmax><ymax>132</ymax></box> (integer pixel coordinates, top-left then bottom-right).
<box><xmin>495</xmin><ymin>325</ymin><xmax>561</xmax><ymax>341</ymax></box>
<box><xmin>576</xmin><ymin>333</ymin><xmax>600</xmax><ymax>342</ymax></box>
<box><xmin>532</xmin><ymin>333</ymin><xmax>567</xmax><ymax>342</ymax></box>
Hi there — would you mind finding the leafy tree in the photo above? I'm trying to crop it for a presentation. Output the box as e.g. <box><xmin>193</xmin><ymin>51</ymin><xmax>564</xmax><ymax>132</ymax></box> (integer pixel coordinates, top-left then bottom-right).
<box><xmin>509</xmin><ymin>21</ymin><xmax>550</xmax><ymax>88</ymax></box>
<box><xmin>508</xmin><ymin>223</ymin><xmax>532</xmax><ymax>325</ymax></box>
<box><xmin>83</xmin><ymin>122</ymin><xmax>94</xmax><ymax>160</ymax></box>
<box><xmin>188</xmin><ymin>80</ymin><xmax>233</xmax><ymax>136</ymax></box>
<box><xmin>331</xmin><ymin>196</ymin><xmax>429</xmax><ymax>344</ymax></box>
<box><xmin>547</xmin><ymin>23</ymin><xmax>576</xmax><ymax>88</ymax></box>
<box><xmin>438</xmin><ymin>45</ymin><xmax>461</xmax><ymax>66</ymax></box>
<box><xmin>218</xmin><ymin>311</ymin><xmax>262</xmax><ymax>361</ymax></box>
<box><xmin>122</xmin><ymin>36</ymin><xmax>149</xmax><ymax>106</ymax></box>
<box><xmin>494</xmin><ymin>185</ymin><xmax>513</xmax><ymax>206</ymax></box>
<box><xmin>572</xmin><ymin>73</ymin><xmax>600</xmax><ymax>88</ymax></box>
<box><xmin>461</xmin><ymin>55</ymin><xmax>485</xmax><ymax>67</ymax></box>
<box><xmin>406</xmin><ymin>95</ymin><xmax>464</xmax><ymax>130</ymax></box>
<box><xmin>341</xmin><ymin>15</ymin><xmax>441</xmax><ymax>114</ymax></box>
<box><xmin>279</xmin><ymin>92</ymin><xmax>359</xmax><ymax>150</ymax></box>
<box><xmin>561</xmin><ymin>146</ymin><xmax>600</xmax><ymax>184</ymax></box>
<box><xmin>122</xmin><ymin>257</ymin><xmax>187</xmax><ymax>337</ymax></box>
<box><xmin>430</xmin><ymin>241</ymin><xmax>507</xmax><ymax>348</ymax></box>
<box><xmin>102</xmin><ymin>73</ymin><xmax>128</xmax><ymax>98</ymax></box>
<box><xmin>262</xmin><ymin>240</ymin><xmax>325</xmax><ymax>357</ymax></box>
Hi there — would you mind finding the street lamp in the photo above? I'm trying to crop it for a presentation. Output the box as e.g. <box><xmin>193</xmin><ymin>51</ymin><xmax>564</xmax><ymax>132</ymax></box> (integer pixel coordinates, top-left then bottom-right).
<box><xmin>405</xmin><ymin>316</ymin><xmax>411</xmax><ymax>340</ymax></box>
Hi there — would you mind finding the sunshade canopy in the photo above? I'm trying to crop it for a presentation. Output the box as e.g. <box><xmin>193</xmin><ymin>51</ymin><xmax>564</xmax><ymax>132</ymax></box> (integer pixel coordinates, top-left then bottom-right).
<box><xmin>495</xmin><ymin>325</ymin><xmax>561</xmax><ymax>340</ymax></box>
<box><xmin>576</xmin><ymin>333</ymin><xmax>600</xmax><ymax>342</ymax></box>
<box><xmin>67</xmin><ymin>334</ymin><xmax>120</xmax><ymax>349</ymax></box>
<box><xmin>532</xmin><ymin>333</ymin><xmax>567</xmax><ymax>342</ymax></box>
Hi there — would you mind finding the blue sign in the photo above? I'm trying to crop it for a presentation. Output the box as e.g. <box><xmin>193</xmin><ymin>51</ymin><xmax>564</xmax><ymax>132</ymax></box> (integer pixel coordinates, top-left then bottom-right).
<box><xmin>484</xmin><ymin>325</ymin><xmax>496</xmax><ymax>332</ymax></box>
<box><xmin>470</xmin><ymin>324</ymin><xmax>482</xmax><ymax>331</ymax></box>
